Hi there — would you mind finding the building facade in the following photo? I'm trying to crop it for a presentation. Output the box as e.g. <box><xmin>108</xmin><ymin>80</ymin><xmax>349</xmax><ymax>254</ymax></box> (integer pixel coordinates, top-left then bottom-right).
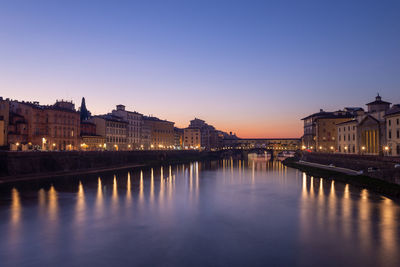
<box><xmin>183</xmin><ymin>127</ymin><xmax>201</xmax><ymax>149</ymax></box>
<box><xmin>0</xmin><ymin>97</ymin><xmax>10</xmax><ymax>148</ymax></box>
<box><xmin>315</xmin><ymin>115</ymin><xmax>353</xmax><ymax>152</ymax></box>
<box><xmin>174</xmin><ymin>127</ymin><xmax>184</xmax><ymax>149</ymax></box>
<box><xmin>80</xmin><ymin>121</ymin><xmax>105</xmax><ymax>151</ymax></box>
<box><xmin>8</xmin><ymin>100</ymin><xmax>80</xmax><ymax>150</ymax></box>
<box><xmin>189</xmin><ymin>118</ymin><xmax>219</xmax><ymax>150</ymax></box>
<box><xmin>90</xmin><ymin>115</ymin><xmax>128</xmax><ymax>151</ymax></box>
<box><xmin>385</xmin><ymin>104</ymin><xmax>400</xmax><ymax>156</ymax></box>
<box><xmin>142</xmin><ymin>116</ymin><xmax>174</xmax><ymax>149</ymax></box>
<box><xmin>112</xmin><ymin>105</ymin><xmax>143</xmax><ymax>149</ymax></box>
<box><xmin>337</xmin><ymin>120</ymin><xmax>358</xmax><ymax>154</ymax></box>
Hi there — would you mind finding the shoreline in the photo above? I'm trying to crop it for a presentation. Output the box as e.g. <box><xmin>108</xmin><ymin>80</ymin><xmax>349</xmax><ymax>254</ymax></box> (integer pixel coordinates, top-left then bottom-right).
<box><xmin>283</xmin><ymin>158</ymin><xmax>400</xmax><ymax>199</ymax></box>
<box><xmin>0</xmin><ymin>150</ymin><xmax>226</xmax><ymax>186</ymax></box>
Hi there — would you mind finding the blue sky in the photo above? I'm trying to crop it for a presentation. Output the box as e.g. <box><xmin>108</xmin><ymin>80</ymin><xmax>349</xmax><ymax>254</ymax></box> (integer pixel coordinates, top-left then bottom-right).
<box><xmin>1</xmin><ymin>0</ymin><xmax>399</xmax><ymax>137</ymax></box>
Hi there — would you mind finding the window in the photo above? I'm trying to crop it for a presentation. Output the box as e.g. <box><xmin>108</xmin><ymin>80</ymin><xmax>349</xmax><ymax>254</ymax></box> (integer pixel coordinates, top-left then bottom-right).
<box><xmin>389</xmin><ymin>130</ymin><xmax>392</xmax><ymax>139</ymax></box>
<box><xmin>389</xmin><ymin>120</ymin><xmax>391</xmax><ymax>126</ymax></box>
<box><xmin>397</xmin><ymin>118</ymin><xmax>399</xmax><ymax>125</ymax></box>
<box><xmin>397</xmin><ymin>130</ymin><xmax>399</xmax><ymax>139</ymax></box>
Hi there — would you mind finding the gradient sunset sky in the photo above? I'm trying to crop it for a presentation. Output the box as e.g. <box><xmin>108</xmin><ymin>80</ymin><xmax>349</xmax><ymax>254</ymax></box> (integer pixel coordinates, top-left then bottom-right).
<box><xmin>1</xmin><ymin>0</ymin><xmax>399</xmax><ymax>138</ymax></box>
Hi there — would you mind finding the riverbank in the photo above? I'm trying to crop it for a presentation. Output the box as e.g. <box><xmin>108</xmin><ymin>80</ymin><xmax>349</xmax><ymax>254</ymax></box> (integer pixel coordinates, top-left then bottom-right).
<box><xmin>283</xmin><ymin>157</ymin><xmax>400</xmax><ymax>198</ymax></box>
<box><xmin>0</xmin><ymin>150</ymin><xmax>225</xmax><ymax>184</ymax></box>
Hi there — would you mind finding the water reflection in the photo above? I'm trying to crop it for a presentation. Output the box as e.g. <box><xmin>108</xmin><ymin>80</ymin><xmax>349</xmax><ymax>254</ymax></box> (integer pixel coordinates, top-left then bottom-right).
<box><xmin>299</xmin><ymin>173</ymin><xmax>400</xmax><ymax>267</ymax></box>
<box><xmin>1</xmin><ymin>160</ymin><xmax>400</xmax><ymax>267</ymax></box>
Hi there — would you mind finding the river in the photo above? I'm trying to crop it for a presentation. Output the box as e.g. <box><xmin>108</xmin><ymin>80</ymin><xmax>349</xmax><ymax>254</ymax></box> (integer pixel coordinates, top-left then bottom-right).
<box><xmin>0</xmin><ymin>158</ymin><xmax>399</xmax><ymax>267</ymax></box>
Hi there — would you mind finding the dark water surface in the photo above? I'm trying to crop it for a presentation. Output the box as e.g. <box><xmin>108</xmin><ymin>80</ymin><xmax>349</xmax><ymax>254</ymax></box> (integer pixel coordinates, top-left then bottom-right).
<box><xmin>1</xmin><ymin>159</ymin><xmax>400</xmax><ymax>267</ymax></box>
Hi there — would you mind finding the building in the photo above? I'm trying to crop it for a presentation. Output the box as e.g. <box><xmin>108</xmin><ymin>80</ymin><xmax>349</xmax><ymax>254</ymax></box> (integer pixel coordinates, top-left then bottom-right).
<box><xmin>188</xmin><ymin>118</ymin><xmax>220</xmax><ymax>150</ymax></box>
<box><xmin>8</xmin><ymin>100</ymin><xmax>80</xmax><ymax>151</ymax></box>
<box><xmin>356</xmin><ymin>95</ymin><xmax>390</xmax><ymax>155</ymax></box>
<box><xmin>0</xmin><ymin>97</ymin><xmax>10</xmax><ymax>148</ymax></box>
<box><xmin>183</xmin><ymin>127</ymin><xmax>201</xmax><ymax>149</ymax></box>
<box><xmin>302</xmin><ymin>109</ymin><xmax>355</xmax><ymax>151</ymax></box>
<box><xmin>111</xmin><ymin>105</ymin><xmax>143</xmax><ymax>149</ymax></box>
<box><xmin>142</xmin><ymin>116</ymin><xmax>174</xmax><ymax>149</ymax></box>
<box><xmin>174</xmin><ymin>127</ymin><xmax>184</xmax><ymax>149</ymax></box>
<box><xmin>90</xmin><ymin>114</ymin><xmax>128</xmax><ymax>151</ymax></box>
<box><xmin>315</xmin><ymin>113</ymin><xmax>353</xmax><ymax>152</ymax></box>
<box><xmin>337</xmin><ymin>120</ymin><xmax>358</xmax><ymax>154</ymax></box>
<box><xmin>80</xmin><ymin>121</ymin><xmax>105</xmax><ymax>151</ymax></box>
<box><xmin>384</xmin><ymin>104</ymin><xmax>400</xmax><ymax>156</ymax></box>
<box><xmin>301</xmin><ymin>110</ymin><xmax>333</xmax><ymax>151</ymax></box>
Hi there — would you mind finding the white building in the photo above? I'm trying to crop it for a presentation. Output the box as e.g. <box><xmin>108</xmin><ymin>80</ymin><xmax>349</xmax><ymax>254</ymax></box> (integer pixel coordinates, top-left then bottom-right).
<box><xmin>112</xmin><ymin>105</ymin><xmax>143</xmax><ymax>149</ymax></box>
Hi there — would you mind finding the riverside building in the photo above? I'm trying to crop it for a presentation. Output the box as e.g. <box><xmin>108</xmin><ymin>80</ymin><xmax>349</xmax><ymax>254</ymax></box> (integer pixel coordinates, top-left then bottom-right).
<box><xmin>90</xmin><ymin>114</ymin><xmax>128</xmax><ymax>151</ymax></box>
<box><xmin>111</xmin><ymin>105</ymin><xmax>143</xmax><ymax>149</ymax></box>
<box><xmin>385</xmin><ymin>104</ymin><xmax>400</xmax><ymax>156</ymax></box>
<box><xmin>183</xmin><ymin>127</ymin><xmax>201</xmax><ymax>149</ymax></box>
<box><xmin>8</xmin><ymin>100</ymin><xmax>80</xmax><ymax>151</ymax></box>
<box><xmin>142</xmin><ymin>116</ymin><xmax>175</xmax><ymax>149</ymax></box>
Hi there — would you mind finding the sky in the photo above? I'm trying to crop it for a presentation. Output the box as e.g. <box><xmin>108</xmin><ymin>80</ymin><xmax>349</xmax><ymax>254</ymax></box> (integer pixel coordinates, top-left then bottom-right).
<box><xmin>1</xmin><ymin>0</ymin><xmax>399</xmax><ymax>138</ymax></box>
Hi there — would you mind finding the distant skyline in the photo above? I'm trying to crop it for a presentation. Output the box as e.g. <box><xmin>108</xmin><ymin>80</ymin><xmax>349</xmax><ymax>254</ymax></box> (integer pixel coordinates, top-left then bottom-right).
<box><xmin>1</xmin><ymin>0</ymin><xmax>399</xmax><ymax>138</ymax></box>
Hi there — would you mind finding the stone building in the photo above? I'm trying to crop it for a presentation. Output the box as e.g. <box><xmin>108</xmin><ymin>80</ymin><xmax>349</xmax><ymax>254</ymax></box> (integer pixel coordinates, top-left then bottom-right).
<box><xmin>111</xmin><ymin>105</ymin><xmax>143</xmax><ymax>149</ymax></box>
<box><xmin>301</xmin><ymin>110</ymin><xmax>332</xmax><ymax>151</ymax></box>
<box><xmin>188</xmin><ymin>118</ymin><xmax>219</xmax><ymax>150</ymax></box>
<box><xmin>356</xmin><ymin>95</ymin><xmax>390</xmax><ymax>155</ymax></box>
<box><xmin>337</xmin><ymin>120</ymin><xmax>358</xmax><ymax>154</ymax></box>
<box><xmin>90</xmin><ymin>115</ymin><xmax>128</xmax><ymax>151</ymax></box>
<box><xmin>80</xmin><ymin>121</ymin><xmax>105</xmax><ymax>151</ymax></box>
<box><xmin>8</xmin><ymin>100</ymin><xmax>80</xmax><ymax>151</ymax></box>
<box><xmin>0</xmin><ymin>97</ymin><xmax>10</xmax><ymax>148</ymax></box>
<box><xmin>315</xmin><ymin>113</ymin><xmax>353</xmax><ymax>152</ymax></box>
<box><xmin>183</xmin><ymin>127</ymin><xmax>201</xmax><ymax>149</ymax></box>
<box><xmin>302</xmin><ymin>109</ymin><xmax>355</xmax><ymax>152</ymax></box>
<box><xmin>142</xmin><ymin>116</ymin><xmax>175</xmax><ymax>149</ymax></box>
<box><xmin>174</xmin><ymin>127</ymin><xmax>184</xmax><ymax>149</ymax></box>
<box><xmin>385</xmin><ymin>104</ymin><xmax>400</xmax><ymax>156</ymax></box>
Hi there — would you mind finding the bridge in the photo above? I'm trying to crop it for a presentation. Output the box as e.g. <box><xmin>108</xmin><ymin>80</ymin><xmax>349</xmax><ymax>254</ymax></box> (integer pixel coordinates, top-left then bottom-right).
<box><xmin>220</xmin><ymin>138</ymin><xmax>301</xmax><ymax>160</ymax></box>
<box><xmin>223</xmin><ymin>138</ymin><xmax>301</xmax><ymax>151</ymax></box>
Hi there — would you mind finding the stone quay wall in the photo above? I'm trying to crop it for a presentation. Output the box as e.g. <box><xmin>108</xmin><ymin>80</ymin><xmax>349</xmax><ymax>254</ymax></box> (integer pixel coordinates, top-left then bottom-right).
<box><xmin>301</xmin><ymin>152</ymin><xmax>400</xmax><ymax>184</ymax></box>
<box><xmin>0</xmin><ymin>150</ymin><xmax>222</xmax><ymax>180</ymax></box>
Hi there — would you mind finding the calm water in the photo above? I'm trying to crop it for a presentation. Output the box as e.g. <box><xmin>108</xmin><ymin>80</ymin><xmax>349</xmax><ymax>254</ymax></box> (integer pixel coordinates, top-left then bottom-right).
<box><xmin>1</xmin><ymin>158</ymin><xmax>400</xmax><ymax>267</ymax></box>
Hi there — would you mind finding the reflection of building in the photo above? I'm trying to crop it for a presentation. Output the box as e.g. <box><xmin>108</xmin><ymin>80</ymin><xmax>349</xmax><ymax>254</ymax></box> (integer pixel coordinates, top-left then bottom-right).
<box><xmin>184</xmin><ymin>127</ymin><xmax>201</xmax><ymax>149</ymax></box>
<box><xmin>174</xmin><ymin>127</ymin><xmax>184</xmax><ymax>149</ymax></box>
<box><xmin>90</xmin><ymin>115</ymin><xmax>128</xmax><ymax>151</ymax></box>
<box><xmin>112</xmin><ymin>105</ymin><xmax>143</xmax><ymax>149</ymax></box>
<box><xmin>385</xmin><ymin>105</ymin><xmax>400</xmax><ymax>156</ymax></box>
<box><xmin>8</xmin><ymin>100</ymin><xmax>80</xmax><ymax>150</ymax></box>
<box><xmin>142</xmin><ymin>116</ymin><xmax>174</xmax><ymax>149</ymax></box>
<box><xmin>0</xmin><ymin>97</ymin><xmax>10</xmax><ymax>148</ymax></box>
